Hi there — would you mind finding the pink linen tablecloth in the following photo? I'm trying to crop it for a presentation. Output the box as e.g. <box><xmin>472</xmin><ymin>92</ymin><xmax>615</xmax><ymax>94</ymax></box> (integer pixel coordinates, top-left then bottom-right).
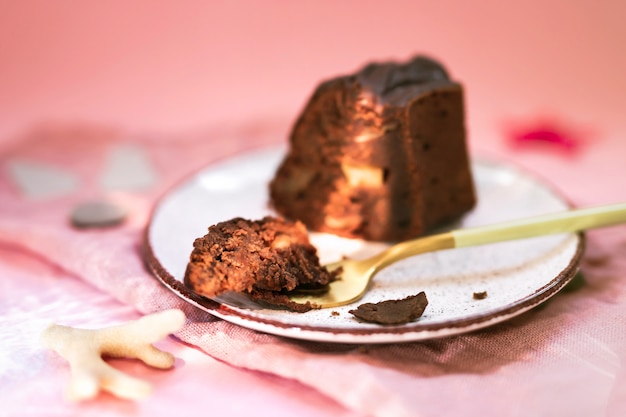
<box><xmin>1</xmin><ymin>119</ymin><xmax>626</xmax><ymax>417</ymax></box>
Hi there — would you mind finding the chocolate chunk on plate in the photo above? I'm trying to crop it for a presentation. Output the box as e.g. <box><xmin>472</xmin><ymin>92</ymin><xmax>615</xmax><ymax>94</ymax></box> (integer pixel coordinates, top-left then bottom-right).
<box><xmin>349</xmin><ymin>292</ymin><xmax>428</xmax><ymax>325</ymax></box>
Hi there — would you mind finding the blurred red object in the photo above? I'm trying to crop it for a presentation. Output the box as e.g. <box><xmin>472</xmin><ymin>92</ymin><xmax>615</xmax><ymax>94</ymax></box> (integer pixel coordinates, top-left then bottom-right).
<box><xmin>504</xmin><ymin>117</ymin><xmax>594</xmax><ymax>155</ymax></box>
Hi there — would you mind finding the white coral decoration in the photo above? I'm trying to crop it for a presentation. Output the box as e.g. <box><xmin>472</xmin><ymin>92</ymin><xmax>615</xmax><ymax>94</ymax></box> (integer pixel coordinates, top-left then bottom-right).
<box><xmin>40</xmin><ymin>309</ymin><xmax>186</xmax><ymax>401</ymax></box>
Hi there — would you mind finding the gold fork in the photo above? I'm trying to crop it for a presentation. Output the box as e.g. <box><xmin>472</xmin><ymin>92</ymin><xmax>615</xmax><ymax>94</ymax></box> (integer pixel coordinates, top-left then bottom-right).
<box><xmin>288</xmin><ymin>202</ymin><xmax>626</xmax><ymax>308</ymax></box>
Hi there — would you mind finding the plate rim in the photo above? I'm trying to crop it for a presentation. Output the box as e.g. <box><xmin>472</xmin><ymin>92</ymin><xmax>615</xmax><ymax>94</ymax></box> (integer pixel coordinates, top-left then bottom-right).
<box><xmin>143</xmin><ymin>144</ymin><xmax>585</xmax><ymax>343</ymax></box>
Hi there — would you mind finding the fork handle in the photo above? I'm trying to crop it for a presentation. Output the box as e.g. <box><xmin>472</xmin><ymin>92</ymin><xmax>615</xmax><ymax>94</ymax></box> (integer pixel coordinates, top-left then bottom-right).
<box><xmin>452</xmin><ymin>202</ymin><xmax>626</xmax><ymax>248</ymax></box>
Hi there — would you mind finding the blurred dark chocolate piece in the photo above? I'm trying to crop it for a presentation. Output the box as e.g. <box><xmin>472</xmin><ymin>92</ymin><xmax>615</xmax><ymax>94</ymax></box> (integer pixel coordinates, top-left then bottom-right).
<box><xmin>70</xmin><ymin>199</ymin><xmax>128</xmax><ymax>228</ymax></box>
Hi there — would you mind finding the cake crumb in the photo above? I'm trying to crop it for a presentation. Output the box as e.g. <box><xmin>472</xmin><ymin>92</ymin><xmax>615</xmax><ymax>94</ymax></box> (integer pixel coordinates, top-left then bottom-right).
<box><xmin>473</xmin><ymin>291</ymin><xmax>488</xmax><ymax>300</ymax></box>
<box><xmin>331</xmin><ymin>311</ymin><xmax>340</xmax><ymax>317</ymax></box>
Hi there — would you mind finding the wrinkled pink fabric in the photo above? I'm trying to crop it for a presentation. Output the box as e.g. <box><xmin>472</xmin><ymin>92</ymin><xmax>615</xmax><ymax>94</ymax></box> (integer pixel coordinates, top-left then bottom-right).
<box><xmin>2</xmin><ymin>123</ymin><xmax>626</xmax><ymax>417</ymax></box>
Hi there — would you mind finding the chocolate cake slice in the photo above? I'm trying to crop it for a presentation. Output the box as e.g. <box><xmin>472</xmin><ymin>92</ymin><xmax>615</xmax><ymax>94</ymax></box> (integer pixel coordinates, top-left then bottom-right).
<box><xmin>269</xmin><ymin>55</ymin><xmax>476</xmax><ymax>241</ymax></box>
<box><xmin>184</xmin><ymin>216</ymin><xmax>337</xmax><ymax>312</ymax></box>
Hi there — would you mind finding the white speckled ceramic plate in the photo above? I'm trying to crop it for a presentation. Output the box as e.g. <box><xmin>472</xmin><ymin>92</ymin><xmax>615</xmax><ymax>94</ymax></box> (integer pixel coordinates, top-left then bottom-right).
<box><xmin>144</xmin><ymin>145</ymin><xmax>583</xmax><ymax>344</ymax></box>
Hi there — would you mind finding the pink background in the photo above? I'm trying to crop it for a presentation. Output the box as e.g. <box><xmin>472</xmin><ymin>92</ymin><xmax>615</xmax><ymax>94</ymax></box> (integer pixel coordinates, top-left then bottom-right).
<box><xmin>2</xmin><ymin>0</ymin><xmax>626</xmax><ymax>142</ymax></box>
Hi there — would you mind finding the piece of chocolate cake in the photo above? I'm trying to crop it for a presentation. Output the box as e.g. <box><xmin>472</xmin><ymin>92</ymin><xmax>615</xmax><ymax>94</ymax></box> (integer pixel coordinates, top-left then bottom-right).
<box><xmin>184</xmin><ymin>216</ymin><xmax>337</xmax><ymax>312</ymax></box>
<box><xmin>269</xmin><ymin>55</ymin><xmax>476</xmax><ymax>241</ymax></box>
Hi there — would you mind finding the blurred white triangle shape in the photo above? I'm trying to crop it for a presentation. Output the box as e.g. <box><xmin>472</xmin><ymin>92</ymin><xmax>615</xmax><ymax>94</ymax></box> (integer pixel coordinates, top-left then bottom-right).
<box><xmin>99</xmin><ymin>143</ymin><xmax>157</xmax><ymax>190</ymax></box>
<box><xmin>7</xmin><ymin>160</ymin><xmax>80</xmax><ymax>200</ymax></box>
